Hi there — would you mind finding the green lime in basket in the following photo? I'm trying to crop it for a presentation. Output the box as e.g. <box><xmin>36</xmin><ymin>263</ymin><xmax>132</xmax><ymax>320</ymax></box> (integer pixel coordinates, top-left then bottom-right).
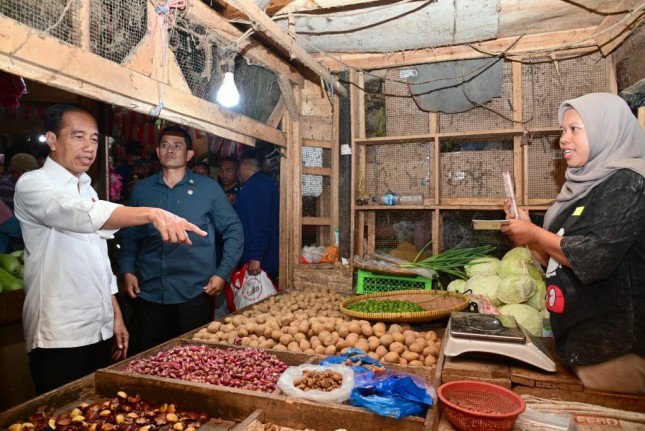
<box><xmin>347</xmin><ymin>299</ymin><xmax>424</xmax><ymax>313</ymax></box>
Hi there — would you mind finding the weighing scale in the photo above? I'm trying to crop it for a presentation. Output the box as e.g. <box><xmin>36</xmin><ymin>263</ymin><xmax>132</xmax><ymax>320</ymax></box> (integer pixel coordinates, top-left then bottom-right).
<box><xmin>444</xmin><ymin>312</ymin><xmax>557</xmax><ymax>372</ymax></box>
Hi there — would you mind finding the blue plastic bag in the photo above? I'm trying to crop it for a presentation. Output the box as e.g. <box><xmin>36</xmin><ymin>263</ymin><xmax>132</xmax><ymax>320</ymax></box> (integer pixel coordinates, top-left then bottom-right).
<box><xmin>320</xmin><ymin>348</ymin><xmax>386</xmax><ymax>373</ymax></box>
<box><xmin>350</xmin><ymin>371</ymin><xmax>434</xmax><ymax>419</ymax></box>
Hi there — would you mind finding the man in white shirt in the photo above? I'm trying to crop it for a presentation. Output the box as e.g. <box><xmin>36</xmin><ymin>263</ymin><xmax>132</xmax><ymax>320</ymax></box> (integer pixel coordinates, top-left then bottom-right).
<box><xmin>14</xmin><ymin>104</ymin><xmax>207</xmax><ymax>394</ymax></box>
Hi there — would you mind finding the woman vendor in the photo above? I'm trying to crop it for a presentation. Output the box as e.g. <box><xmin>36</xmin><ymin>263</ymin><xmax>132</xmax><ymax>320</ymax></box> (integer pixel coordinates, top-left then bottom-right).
<box><xmin>501</xmin><ymin>93</ymin><xmax>645</xmax><ymax>394</ymax></box>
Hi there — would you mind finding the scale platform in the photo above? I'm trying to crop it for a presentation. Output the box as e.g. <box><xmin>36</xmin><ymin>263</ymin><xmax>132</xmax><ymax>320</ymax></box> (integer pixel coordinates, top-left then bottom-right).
<box><xmin>444</xmin><ymin>312</ymin><xmax>556</xmax><ymax>372</ymax></box>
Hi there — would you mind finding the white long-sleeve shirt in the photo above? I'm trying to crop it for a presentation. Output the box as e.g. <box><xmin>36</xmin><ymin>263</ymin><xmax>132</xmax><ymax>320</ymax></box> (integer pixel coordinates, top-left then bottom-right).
<box><xmin>14</xmin><ymin>158</ymin><xmax>121</xmax><ymax>352</ymax></box>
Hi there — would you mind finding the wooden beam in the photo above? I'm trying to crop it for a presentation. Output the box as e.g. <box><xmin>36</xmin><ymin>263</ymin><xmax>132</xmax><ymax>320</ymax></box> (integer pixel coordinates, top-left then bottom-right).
<box><xmin>302</xmin><ymin>138</ymin><xmax>331</xmax><ymax>149</ymax></box>
<box><xmin>79</xmin><ymin>0</ymin><xmax>91</xmax><ymax>50</ymax></box>
<box><xmin>266</xmin><ymin>98</ymin><xmax>286</xmax><ymax>128</ymax></box>
<box><xmin>0</xmin><ymin>16</ymin><xmax>286</xmax><ymax>147</ymax></box>
<box><xmin>277</xmin><ymin>76</ymin><xmax>299</xmax><ymax>120</ymax></box>
<box><xmin>302</xmin><ymin>166</ymin><xmax>332</xmax><ymax>176</ymax></box>
<box><xmin>302</xmin><ymin>217</ymin><xmax>332</xmax><ymax>226</ymax></box>
<box><xmin>275</xmin><ymin>0</ymin><xmax>388</xmax><ymax>15</ymax></box>
<box><xmin>593</xmin><ymin>0</ymin><xmax>645</xmax><ymax>55</ymax></box>
<box><xmin>319</xmin><ymin>27</ymin><xmax>599</xmax><ymax>71</ymax></box>
<box><xmin>185</xmin><ymin>0</ymin><xmax>303</xmax><ymax>87</ymax></box>
<box><xmin>221</xmin><ymin>0</ymin><xmax>348</xmax><ymax>97</ymax></box>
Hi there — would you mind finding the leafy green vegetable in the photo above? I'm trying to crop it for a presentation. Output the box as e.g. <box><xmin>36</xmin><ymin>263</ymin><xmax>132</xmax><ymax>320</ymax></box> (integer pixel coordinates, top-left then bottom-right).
<box><xmin>497</xmin><ymin>275</ymin><xmax>536</xmax><ymax>304</ymax></box>
<box><xmin>500</xmin><ymin>303</ymin><xmax>543</xmax><ymax>336</ymax></box>
<box><xmin>464</xmin><ymin>257</ymin><xmax>501</xmax><ymax>277</ymax></box>
<box><xmin>401</xmin><ymin>245</ymin><xmax>496</xmax><ymax>279</ymax></box>
<box><xmin>526</xmin><ymin>279</ymin><xmax>546</xmax><ymax>311</ymax></box>
<box><xmin>501</xmin><ymin>247</ymin><xmax>533</xmax><ymax>263</ymax></box>
<box><xmin>447</xmin><ymin>279</ymin><xmax>467</xmax><ymax>294</ymax></box>
<box><xmin>465</xmin><ymin>274</ymin><xmax>502</xmax><ymax>305</ymax></box>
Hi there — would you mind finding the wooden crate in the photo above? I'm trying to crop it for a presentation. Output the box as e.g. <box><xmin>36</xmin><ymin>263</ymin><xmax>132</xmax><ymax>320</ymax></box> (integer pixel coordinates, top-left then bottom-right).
<box><xmin>95</xmin><ymin>339</ymin><xmax>433</xmax><ymax>431</ymax></box>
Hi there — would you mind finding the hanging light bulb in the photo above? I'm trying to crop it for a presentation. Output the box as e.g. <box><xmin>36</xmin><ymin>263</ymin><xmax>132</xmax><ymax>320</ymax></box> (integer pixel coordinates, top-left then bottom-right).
<box><xmin>216</xmin><ymin>69</ymin><xmax>240</xmax><ymax>108</ymax></box>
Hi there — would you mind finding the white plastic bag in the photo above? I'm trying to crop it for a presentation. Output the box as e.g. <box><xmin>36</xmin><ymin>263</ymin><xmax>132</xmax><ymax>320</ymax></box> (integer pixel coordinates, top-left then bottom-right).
<box><xmin>277</xmin><ymin>364</ymin><xmax>354</xmax><ymax>404</ymax></box>
<box><xmin>227</xmin><ymin>263</ymin><xmax>277</xmax><ymax>311</ymax></box>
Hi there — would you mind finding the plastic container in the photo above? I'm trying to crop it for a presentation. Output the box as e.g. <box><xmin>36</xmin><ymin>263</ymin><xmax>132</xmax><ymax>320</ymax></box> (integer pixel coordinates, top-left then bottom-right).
<box><xmin>356</xmin><ymin>270</ymin><xmax>432</xmax><ymax>294</ymax></box>
<box><xmin>437</xmin><ymin>380</ymin><xmax>526</xmax><ymax>431</ymax></box>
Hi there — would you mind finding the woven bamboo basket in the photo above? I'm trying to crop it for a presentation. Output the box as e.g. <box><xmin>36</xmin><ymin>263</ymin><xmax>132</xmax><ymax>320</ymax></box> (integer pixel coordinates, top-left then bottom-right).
<box><xmin>340</xmin><ymin>289</ymin><xmax>470</xmax><ymax>322</ymax></box>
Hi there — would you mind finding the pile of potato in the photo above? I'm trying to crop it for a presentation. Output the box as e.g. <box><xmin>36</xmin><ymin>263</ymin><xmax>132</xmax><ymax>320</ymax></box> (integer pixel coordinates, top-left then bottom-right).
<box><xmin>193</xmin><ymin>289</ymin><xmax>440</xmax><ymax>367</ymax></box>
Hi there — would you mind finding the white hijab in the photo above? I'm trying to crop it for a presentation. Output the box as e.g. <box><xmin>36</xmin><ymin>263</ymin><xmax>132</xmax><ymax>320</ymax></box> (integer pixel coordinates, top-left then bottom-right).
<box><xmin>543</xmin><ymin>93</ymin><xmax>645</xmax><ymax>230</ymax></box>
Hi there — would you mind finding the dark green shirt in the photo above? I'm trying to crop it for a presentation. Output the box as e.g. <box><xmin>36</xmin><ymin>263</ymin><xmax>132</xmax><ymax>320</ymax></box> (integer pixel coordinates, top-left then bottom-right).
<box><xmin>119</xmin><ymin>171</ymin><xmax>243</xmax><ymax>304</ymax></box>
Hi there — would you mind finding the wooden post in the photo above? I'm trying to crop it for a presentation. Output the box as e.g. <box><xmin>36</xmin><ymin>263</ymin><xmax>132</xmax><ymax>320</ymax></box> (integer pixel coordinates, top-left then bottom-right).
<box><xmin>79</xmin><ymin>0</ymin><xmax>91</xmax><ymax>50</ymax></box>
<box><xmin>288</xmin><ymin>85</ymin><xmax>303</xmax><ymax>287</ymax></box>
<box><xmin>338</xmin><ymin>71</ymin><xmax>351</xmax><ymax>259</ymax></box>
<box><xmin>512</xmin><ymin>60</ymin><xmax>525</xmax><ymax>208</ymax></box>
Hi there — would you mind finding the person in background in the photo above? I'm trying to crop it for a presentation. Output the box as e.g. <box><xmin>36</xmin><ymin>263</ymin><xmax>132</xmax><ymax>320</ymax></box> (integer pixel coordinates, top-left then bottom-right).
<box><xmin>116</xmin><ymin>140</ymin><xmax>143</xmax><ymax>187</ymax></box>
<box><xmin>217</xmin><ymin>156</ymin><xmax>241</xmax><ymax>206</ymax></box>
<box><xmin>0</xmin><ymin>198</ymin><xmax>21</xmax><ymax>253</ymax></box>
<box><xmin>0</xmin><ymin>153</ymin><xmax>39</xmax><ymax>211</ymax></box>
<box><xmin>126</xmin><ymin>159</ymin><xmax>151</xmax><ymax>198</ymax></box>
<box><xmin>14</xmin><ymin>104</ymin><xmax>206</xmax><ymax>395</ymax></box>
<box><xmin>115</xmin><ymin>141</ymin><xmax>143</xmax><ymax>203</ymax></box>
<box><xmin>148</xmin><ymin>152</ymin><xmax>161</xmax><ymax>176</ymax></box>
<box><xmin>120</xmin><ymin>126</ymin><xmax>243</xmax><ymax>354</ymax></box>
<box><xmin>235</xmin><ymin>149</ymin><xmax>279</xmax><ymax>284</ymax></box>
<box><xmin>192</xmin><ymin>161</ymin><xmax>210</xmax><ymax>177</ymax></box>
<box><xmin>501</xmin><ymin>93</ymin><xmax>645</xmax><ymax>394</ymax></box>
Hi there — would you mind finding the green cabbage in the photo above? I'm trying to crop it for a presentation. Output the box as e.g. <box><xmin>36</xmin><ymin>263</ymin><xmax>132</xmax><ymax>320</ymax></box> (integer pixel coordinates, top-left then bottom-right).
<box><xmin>465</xmin><ymin>257</ymin><xmax>501</xmax><ymax>277</ymax></box>
<box><xmin>526</xmin><ymin>279</ymin><xmax>546</xmax><ymax>311</ymax></box>
<box><xmin>497</xmin><ymin>257</ymin><xmax>532</xmax><ymax>278</ymax></box>
<box><xmin>497</xmin><ymin>275</ymin><xmax>536</xmax><ymax>304</ymax></box>
<box><xmin>447</xmin><ymin>279</ymin><xmax>467</xmax><ymax>294</ymax></box>
<box><xmin>465</xmin><ymin>274</ymin><xmax>502</xmax><ymax>305</ymax></box>
<box><xmin>500</xmin><ymin>303</ymin><xmax>543</xmax><ymax>337</ymax></box>
<box><xmin>502</xmin><ymin>247</ymin><xmax>533</xmax><ymax>263</ymax></box>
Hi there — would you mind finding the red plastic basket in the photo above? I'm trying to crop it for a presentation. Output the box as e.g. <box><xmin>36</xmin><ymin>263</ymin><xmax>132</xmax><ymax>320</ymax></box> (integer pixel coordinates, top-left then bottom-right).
<box><xmin>437</xmin><ymin>381</ymin><xmax>526</xmax><ymax>431</ymax></box>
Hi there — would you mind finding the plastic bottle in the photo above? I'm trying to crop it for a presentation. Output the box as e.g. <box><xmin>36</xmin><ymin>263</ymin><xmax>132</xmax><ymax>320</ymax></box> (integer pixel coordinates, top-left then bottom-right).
<box><xmin>397</xmin><ymin>194</ymin><xmax>423</xmax><ymax>205</ymax></box>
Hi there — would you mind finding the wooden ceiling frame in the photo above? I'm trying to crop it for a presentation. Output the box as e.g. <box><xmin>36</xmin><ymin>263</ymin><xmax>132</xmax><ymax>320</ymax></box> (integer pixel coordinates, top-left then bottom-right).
<box><xmin>0</xmin><ymin>15</ymin><xmax>286</xmax><ymax>147</ymax></box>
<box><xmin>317</xmin><ymin>27</ymin><xmax>602</xmax><ymax>71</ymax></box>
<box><xmin>219</xmin><ymin>0</ymin><xmax>348</xmax><ymax>97</ymax></box>
<box><xmin>185</xmin><ymin>0</ymin><xmax>304</xmax><ymax>87</ymax></box>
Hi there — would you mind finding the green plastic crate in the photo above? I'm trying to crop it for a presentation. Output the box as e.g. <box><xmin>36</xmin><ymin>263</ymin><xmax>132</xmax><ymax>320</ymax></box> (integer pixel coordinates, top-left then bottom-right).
<box><xmin>356</xmin><ymin>270</ymin><xmax>433</xmax><ymax>294</ymax></box>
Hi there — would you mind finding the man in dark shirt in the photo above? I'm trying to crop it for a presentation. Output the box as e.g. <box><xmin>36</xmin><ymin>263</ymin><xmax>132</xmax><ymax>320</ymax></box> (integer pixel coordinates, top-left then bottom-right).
<box><xmin>235</xmin><ymin>149</ymin><xmax>279</xmax><ymax>283</ymax></box>
<box><xmin>218</xmin><ymin>156</ymin><xmax>241</xmax><ymax>206</ymax></box>
<box><xmin>119</xmin><ymin>126</ymin><xmax>243</xmax><ymax>354</ymax></box>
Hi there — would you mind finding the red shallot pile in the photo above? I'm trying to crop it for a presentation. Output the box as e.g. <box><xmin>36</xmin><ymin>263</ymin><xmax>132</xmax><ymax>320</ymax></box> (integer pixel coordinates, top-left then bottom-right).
<box><xmin>126</xmin><ymin>344</ymin><xmax>288</xmax><ymax>392</ymax></box>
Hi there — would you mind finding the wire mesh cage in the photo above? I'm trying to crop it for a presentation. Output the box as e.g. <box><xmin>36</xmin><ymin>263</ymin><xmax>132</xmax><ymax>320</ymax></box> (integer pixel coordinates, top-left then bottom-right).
<box><xmin>90</xmin><ymin>0</ymin><xmax>147</xmax><ymax>64</ymax></box>
<box><xmin>438</xmin><ymin>61</ymin><xmax>514</xmax><ymax>133</ymax></box>
<box><xmin>232</xmin><ymin>56</ymin><xmax>282</xmax><ymax>123</ymax></box>
<box><xmin>302</xmin><ymin>225</ymin><xmax>331</xmax><ymax>248</ymax></box>
<box><xmin>522</xmin><ymin>53</ymin><xmax>610</xmax><ymax>129</ymax></box>
<box><xmin>441</xmin><ymin>210</ymin><xmax>512</xmax><ymax>258</ymax></box>
<box><xmin>440</xmin><ymin>139</ymin><xmax>514</xmax><ymax>200</ymax></box>
<box><xmin>360</xmin><ymin>142</ymin><xmax>433</xmax><ymax>201</ymax></box>
<box><xmin>364</xmin><ymin>68</ymin><xmax>430</xmax><ymax>137</ymax></box>
<box><xmin>1</xmin><ymin>0</ymin><xmax>81</xmax><ymax>45</ymax></box>
<box><xmin>527</xmin><ymin>133</ymin><xmax>566</xmax><ymax>201</ymax></box>
<box><xmin>374</xmin><ymin>211</ymin><xmax>432</xmax><ymax>259</ymax></box>
<box><xmin>302</xmin><ymin>175</ymin><xmax>331</xmax><ymax>218</ymax></box>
